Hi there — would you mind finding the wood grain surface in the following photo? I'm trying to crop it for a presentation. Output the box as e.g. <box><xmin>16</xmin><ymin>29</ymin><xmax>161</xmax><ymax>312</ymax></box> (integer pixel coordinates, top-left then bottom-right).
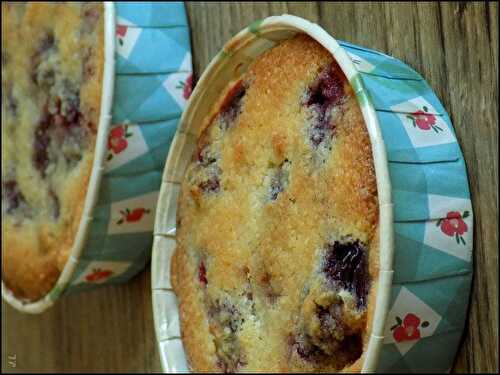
<box><xmin>2</xmin><ymin>2</ymin><xmax>498</xmax><ymax>373</ymax></box>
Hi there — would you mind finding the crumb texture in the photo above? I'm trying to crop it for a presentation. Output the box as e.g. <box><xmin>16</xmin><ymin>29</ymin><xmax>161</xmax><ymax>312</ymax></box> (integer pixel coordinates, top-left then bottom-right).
<box><xmin>172</xmin><ymin>34</ymin><xmax>379</xmax><ymax>372</ymax></box>
<box><xmin>2</xmin><ymin>2</ymin><xmax>104</xmax><ymax>301</ymax></box>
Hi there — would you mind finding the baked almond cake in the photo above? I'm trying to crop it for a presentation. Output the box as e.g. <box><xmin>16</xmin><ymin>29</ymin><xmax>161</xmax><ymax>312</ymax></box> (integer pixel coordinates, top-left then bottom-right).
<box><xmin>172</xmin><ymin>34</ymin><xmax>379</xmax><ymax>372</ymax></box>
<box><xmin>2</xmin><ymin>3</ymin><xmax>104</xmax><ymax>301</ymax></box>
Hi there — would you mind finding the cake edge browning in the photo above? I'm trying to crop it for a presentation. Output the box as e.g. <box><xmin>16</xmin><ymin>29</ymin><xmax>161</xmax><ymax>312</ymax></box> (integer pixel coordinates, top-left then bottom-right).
<box><xmin>171</xmin><ymin>77</ymin><xmax>249</xmax><ymax>372</ymax></box>
<box><xmin>172</xmin><ymin>243</ymin><xmax>220</xmax><ymax>372</ymax></box>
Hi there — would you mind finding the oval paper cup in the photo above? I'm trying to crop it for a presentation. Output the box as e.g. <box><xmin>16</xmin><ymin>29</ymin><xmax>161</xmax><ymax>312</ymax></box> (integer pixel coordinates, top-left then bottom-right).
<box><xmin>152</xmin><ymin>15</ymin><xmax>472</xmax><ymax>373</ymax></box>
<box><xmin>2</xmin><ymin>1</ymin><xmax>193</xmax><ymax>314</ymax></box>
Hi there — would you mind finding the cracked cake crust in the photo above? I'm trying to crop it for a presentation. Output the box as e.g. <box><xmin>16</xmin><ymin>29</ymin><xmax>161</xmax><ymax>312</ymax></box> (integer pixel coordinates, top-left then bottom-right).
<box><xmin>172</xmin><ymin>34</ymin><xmax>379</xmax><ymax>372</ymax></box>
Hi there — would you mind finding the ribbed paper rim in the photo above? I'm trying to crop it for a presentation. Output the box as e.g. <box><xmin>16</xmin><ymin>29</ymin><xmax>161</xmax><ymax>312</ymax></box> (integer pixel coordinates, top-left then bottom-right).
<box><xmin>152</xmin><ymin>14</ymin><xmax>394</xmax><ymax>373</ymax></box>
<box><xmin>2</xmin><ymin>2</ymin><xmax>116</xmax><ymax>314</ymax></box>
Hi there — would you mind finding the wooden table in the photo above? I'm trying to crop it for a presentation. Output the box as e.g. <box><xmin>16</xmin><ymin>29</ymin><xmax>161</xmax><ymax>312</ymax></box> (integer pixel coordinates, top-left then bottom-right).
<box><xmin>2</xmin><ymin>2</ymin><xmax>498</xmax><ymax>373</ymax></box>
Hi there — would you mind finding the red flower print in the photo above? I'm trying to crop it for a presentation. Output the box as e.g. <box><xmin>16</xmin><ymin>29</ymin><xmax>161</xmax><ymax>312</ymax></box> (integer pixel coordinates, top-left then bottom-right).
<box><xmin>107</xmin><ymin>125</ymin><xmax>133</xmax><ymax>160</ymax></box>
<box><xmin>407</xmin><ymin>106</ymin><xmax>443</xmax><ymax>133</ymax></box>
<box><xmin>391</xmin><ymin>313</ymin><xmax>429</xmax><ymax>343</ymax></box>
<box><xmin>116</xmin><ymin>24</ymin><xmax>127</xmax><ymax>47</ymax></box>
<box><xmin>437</xmin><ymin>210</ymin><xmax>469</xmax><ymax>245</ymax></box>
<box><xmin>85</xmin><ymin>268</ymin><xmax>113</xmax><ymax>283</ymax></box>
<box><xmin>198</xmin><ymin>261</ymin><xmax>208</xmax><ymax>286</ymax></box>
<box><xmin>116</xmin><ymin>24</ymin><xmax>128</xmax><ymax>37</ymax></box>
<box><xmin>176</xmin><ymin>73</ymin><xmax>194</xmax><ymax>100</ymax></box>
<box><xmin>116</xmin><ymin>207</ymin><xmax>150</xmax><ymax>225</ymax></box>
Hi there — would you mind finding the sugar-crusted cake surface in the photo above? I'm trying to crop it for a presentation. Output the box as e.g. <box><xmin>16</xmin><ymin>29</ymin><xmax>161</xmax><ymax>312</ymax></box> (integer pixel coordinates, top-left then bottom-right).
<box><xmin>172</xmin><ymin>34</ymin><xmax>379</xmax><ymax>372</ymax></box>
<box><xmin>2</xmin><ymin>3</ymin><xmax>104</xmax><ymax>301</ymax></box>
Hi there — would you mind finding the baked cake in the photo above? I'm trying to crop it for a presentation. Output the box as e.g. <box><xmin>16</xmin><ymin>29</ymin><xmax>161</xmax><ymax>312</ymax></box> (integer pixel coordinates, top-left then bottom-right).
<box><xmin>172</xmin><ymin>34</ymin><xmax>379</xmax><ymax>372</ymax></box>
<box><xmin>2</xmin><ymin>3</ymin><xmax>104</xmax><ymax>301</ymax></box>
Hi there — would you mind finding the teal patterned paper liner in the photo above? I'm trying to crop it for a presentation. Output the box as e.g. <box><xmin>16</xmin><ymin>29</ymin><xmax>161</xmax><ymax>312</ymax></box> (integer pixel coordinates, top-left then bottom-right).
<box><xmin>113</xmin><ymin>74</ymin><xmax>187</xmax><ymax>123</ymax></box>
<box><xmin>64</xmin><ymin>1</ymin><xmax>192</xmax><ymax>296</ymax></box>
<box><xmin>339</xmin><ymin>41</ymin><xmax>423</xmax><ymax>81</ymax></box>
<box><xmin>116</xmin><ymin>28</ymin><xmax>191</xmax><ymax>74</ymax></box>
<box><xmin>2</xmin><ymin>2</ymin><xmax>192</xmax><ymax>313</ymax></box>
<box><xmin>151</xmin><ymin>14</ymin><xmax>473</xmax><ymax>374</ymax></box>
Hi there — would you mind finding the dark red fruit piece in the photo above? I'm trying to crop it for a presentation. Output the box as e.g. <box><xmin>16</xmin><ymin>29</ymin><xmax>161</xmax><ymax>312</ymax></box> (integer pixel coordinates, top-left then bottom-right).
<box><xmin>192</xmin><ymin>83</ymin><xmax>245</xmax><ymax>196</ymax></box>
<box><xmin>33</xmin><ymin>113</ymin><xmax>52</xmax><ymax>176</ymax></box>
<box><xmin>2</xmin><ymin>180</ymin><xmax>26</xmax><ymax>213</ymax></box>
<box><xmin>197</xmin><ymin>146</ymin><xmax>217</xmax><ymax>166</ymax></box>
<box><xmin>32</xmin><ymin>90</ymin><xmax>86</xmax><ymax>176</ymax></box>
<box><xmin>196</xmin><ymin>144</ymin><xmax>221</xmax><ymax>194</ymax></box>
<box><xmin>304</xmin><ymin>62</ymin><xmax>346</xmax><ymax>147</ymax></box>
<box><xmin>295</xmin><ymin>334</ymin><xmax>325</xmax><ymax>363</ymax></box>
<box><xmin>338</xmin><ymin>334</ymin><xmax>363</xmax><ymax>359</ymax></box>
<box><xmin>209</xmin><ymin>299</ymin><xmax>242</xmax><ymax>334</ymax></box>
<box><xmin>208</xmin><ymin>298</ymin><xmax>245</xmax><ymax>373</ymax></box>
<box><xmin>199</xmin><ymin>176</ymin><xmax>220</xmax><ymax>193</ymax></box>
<box><xmin>216</xmin><ymin>358</ymin><xmax>246</xmax><ymax>374</ymax></box>
<box><xmin>82</xmin><ymin>47</ymin><xmax>95</xmax><ymax>80</ymax></box>
<box><xmin>322</xmin><ymin>240</ymin><xmax>369</xmax><ymax>309</ymax></box>
<box><xmin>219</xmin><ymin>81</ymin><xmax>246</xmax><ymax>128</ymax></box>
<box><xmin>62</xmin><ymin>97</ymin><xmax>82</xmax><ymax>128</ymax></box>
<box><xmin>198</xmin><ymin>261</ymin><xmax>208</xmax><ymax>286</ymax></box>
<box><xmin>306</xmin><ymin>64</ymin><xmax>344</xmax><ymax>108</ymax></box>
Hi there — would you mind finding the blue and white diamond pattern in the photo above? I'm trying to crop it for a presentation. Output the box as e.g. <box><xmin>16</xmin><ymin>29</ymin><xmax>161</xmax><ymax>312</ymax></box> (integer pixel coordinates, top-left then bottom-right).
<box><xmin>347</xmin><ymin>51</ymin><xmax>376</xmax><ymax>74</ymax></box>
<box><xmin>107</xmin><ymin>191</ymin><xmax>159</xmax><ymax>235</ymax></box>
<box><xmin>424</xmin><ymin>194</ymin><xmax>473</xmax><ymax>262</ymax></box>
<box><xmin>116</xmin><ymin>16</ymin><xmax>142</xmax><ymax>60</ymax></box>
<box><xmin>105</xmin><ymin>123</ymin><xmax>149</xmax><ymax>172</ymax></box>
<box><xmin>71</xmin><ymin>260</ymin><xmax>131</xmax><ymax>286</ymax></box>
<box><xmin>390</xmin><ymin>97</ymin><xmax>456</xmax><ymax>149</ymax></box>
<box><xmin>163</xmin><ymin>52</ymin><xmax>193</xmax><ymax>109</ymax></box>
<box><xmin>384</xmin><ymin>287</ymin><xmax>442</xmax><ymax>355</ymax></box>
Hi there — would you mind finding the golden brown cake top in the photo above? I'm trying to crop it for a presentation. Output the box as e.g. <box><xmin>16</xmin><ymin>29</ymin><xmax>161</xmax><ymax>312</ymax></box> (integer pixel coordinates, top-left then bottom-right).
<box><xmin>172</xmin><ymin>34</ymin><xmax>379</xmax><ymax>372</ymax></box>
<box><xmin>2</xmin><ymin>2</ymin><xmax>104</xmax><ymax>301</ymax></box>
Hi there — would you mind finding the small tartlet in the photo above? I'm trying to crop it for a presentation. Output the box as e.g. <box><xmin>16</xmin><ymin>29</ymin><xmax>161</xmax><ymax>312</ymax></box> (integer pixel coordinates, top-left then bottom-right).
<box><xmin>171</xmin><ymin>34</ymin><xmax>379</xmax><ymax>372</ymax></box>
